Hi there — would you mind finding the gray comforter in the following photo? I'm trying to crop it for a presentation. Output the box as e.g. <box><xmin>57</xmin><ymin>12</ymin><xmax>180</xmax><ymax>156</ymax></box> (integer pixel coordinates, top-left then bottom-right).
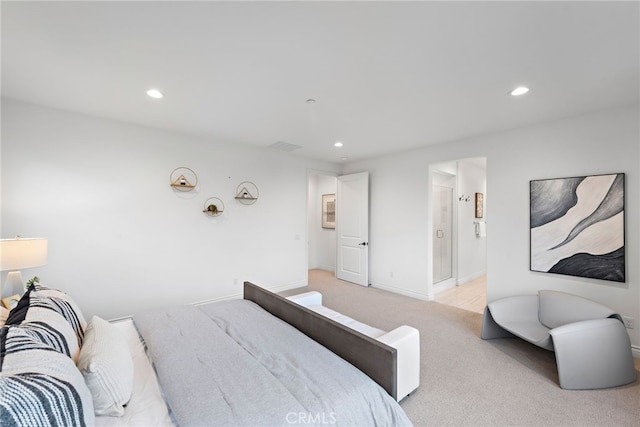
<box><xmin>133</xmin><ymin>299</ymin><xmax>412</xmax><ymax>426</ymax></box>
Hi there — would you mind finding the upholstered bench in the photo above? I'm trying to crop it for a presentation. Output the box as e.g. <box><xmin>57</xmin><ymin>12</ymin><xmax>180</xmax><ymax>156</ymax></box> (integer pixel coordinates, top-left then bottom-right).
<box><xmin>287</xmin><ymin>291</ymin><xmax>420</xmax><ymax>401</ymax></box>
<box><xmin>481</xmin><ymin>289</ymin><xmax>636</xmax><ymax>389</ymax></box>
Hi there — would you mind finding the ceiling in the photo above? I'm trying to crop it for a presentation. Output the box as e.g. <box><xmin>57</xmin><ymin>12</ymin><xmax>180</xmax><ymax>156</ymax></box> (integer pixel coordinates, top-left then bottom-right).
<box><xmin>2</xmin><ymin>1</ymin><xmax>638</xmax><ymax>164</ymax></box>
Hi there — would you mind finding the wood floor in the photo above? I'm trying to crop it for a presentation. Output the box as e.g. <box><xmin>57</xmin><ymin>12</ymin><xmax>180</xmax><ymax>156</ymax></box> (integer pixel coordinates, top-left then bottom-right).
<box><xmin>433</xmin><ymin>275</ymin><xmax>486</xmax><ymax>314</ymax></box>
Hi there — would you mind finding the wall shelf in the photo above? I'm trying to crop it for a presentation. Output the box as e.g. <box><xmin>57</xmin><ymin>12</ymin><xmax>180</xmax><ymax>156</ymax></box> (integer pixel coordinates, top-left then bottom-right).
<box><xmin>203</xmin><ymin>197</ymin><xmax>224</xmax><ymax>216</ymax></box>
<box><xmin>170</xmin><ymin>167</ymin><xmax>198</xmax><ymax>192</ymax></box>
<box><xmin>235</xmin><ymin>181</ymin><xmax>259</xmax><ymax>205</ymax></box>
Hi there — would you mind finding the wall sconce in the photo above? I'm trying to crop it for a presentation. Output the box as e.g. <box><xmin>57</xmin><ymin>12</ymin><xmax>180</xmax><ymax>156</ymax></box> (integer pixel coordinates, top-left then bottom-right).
<box><xmin>458</xmin><ymin>194</ymin><xmax>470</xmax><ymax>202</ymax></box>
<box><xmin>0</xmin><ymin>237</ymin><xmax>48</xmax><ymax>297</ymax></box>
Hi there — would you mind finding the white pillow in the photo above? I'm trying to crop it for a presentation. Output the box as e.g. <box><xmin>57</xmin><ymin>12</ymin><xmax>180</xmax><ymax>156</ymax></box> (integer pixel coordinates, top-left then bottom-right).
<box><xmin>77</xmin><ymin>315</ymin><xmax>134</xmax><ymax>416</ymax></box>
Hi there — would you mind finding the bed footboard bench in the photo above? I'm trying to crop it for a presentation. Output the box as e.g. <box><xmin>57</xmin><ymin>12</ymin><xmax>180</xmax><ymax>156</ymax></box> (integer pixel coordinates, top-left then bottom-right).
<box><xmin>287</xmin><ymin>291</ymin><xmax>420</xmax><ymax>401</ymax></box>
<box><xmin>243</xmin><ymin>282</ymin><xmax>419</xmax><ymax>401</ymax></box>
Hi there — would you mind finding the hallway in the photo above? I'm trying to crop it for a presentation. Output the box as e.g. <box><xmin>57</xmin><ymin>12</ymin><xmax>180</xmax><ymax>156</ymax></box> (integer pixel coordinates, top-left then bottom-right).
<box><xmin>434</xmin><ymin>276</ymin><xmax>486</xmax><ymax>314</ymax></box>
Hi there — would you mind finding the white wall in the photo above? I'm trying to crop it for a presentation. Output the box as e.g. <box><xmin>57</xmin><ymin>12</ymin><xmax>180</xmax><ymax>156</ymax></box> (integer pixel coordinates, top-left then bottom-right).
<box><xmin>1</xmin><ymin>99</ymin><xmax>341</xmax><ymax>320</ymax></box>
<box><xmin>307</xmin><ymin>173</ymin><xmax>337</xmax><ymax>271</ymax></box>
<box><xmin>3</xmin><ymin>99</ymin><xmax>637</xmax><ymax>351</ymax></box>
<box><xmin>457</xmin><ymin>158</ymin><xmax>487</xmax><ymax>283</ymax></box>
<box><xmin>344</xmin><ymin>105</ymin><xmax>640</xmax><ymax>350</ymax></box>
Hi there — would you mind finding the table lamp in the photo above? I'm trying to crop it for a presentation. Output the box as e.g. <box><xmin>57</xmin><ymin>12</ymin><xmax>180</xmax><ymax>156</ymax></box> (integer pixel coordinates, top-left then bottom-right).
<box><xmin>0</xmin><ymin>237</ymin><xmax>48</xmax><ymax>298</ymax></box>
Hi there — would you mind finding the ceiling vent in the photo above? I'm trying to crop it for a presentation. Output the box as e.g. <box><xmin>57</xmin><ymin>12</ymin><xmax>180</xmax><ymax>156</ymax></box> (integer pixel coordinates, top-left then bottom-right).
<box><xmin>269</xmin><ymin>141</ymin><xmax>302</xmax><ymax>152</ymax></box>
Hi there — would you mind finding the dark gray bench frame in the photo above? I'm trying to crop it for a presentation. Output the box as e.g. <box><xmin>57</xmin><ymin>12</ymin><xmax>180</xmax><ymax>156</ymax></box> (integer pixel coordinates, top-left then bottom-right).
<box><xmin>244</xmin><ymin>281</ymin><xmax>398</xmax><ymax>400</ymax></box>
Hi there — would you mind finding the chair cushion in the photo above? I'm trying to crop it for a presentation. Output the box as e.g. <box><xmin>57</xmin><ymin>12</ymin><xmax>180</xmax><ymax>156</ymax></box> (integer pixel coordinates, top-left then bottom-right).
<box><xmin>538</xmin><ymin>290</ymin><xmax>617</xmax><ymax>329</ymax></box>
<box><xmin>487</xmin><ymin>296</ymin><xmax>553</xmax><ymax>350</ymax></box>
<box><xmin>495</xmin><ymin>320</ymin><xmax>554</xmax><ymax>350</ymax></box>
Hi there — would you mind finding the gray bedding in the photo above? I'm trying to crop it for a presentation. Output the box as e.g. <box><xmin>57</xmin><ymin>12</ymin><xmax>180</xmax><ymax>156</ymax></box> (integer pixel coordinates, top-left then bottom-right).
<box><xmin>133</xmin><ymin>299</ymin><xmax>412</xmax><ymax>426</ymax></box>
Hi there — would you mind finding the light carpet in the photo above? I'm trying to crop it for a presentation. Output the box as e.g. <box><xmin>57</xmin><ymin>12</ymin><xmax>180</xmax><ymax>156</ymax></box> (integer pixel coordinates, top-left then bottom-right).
<box><xmin>281</xmin><ymin>270</ymin><xmax>640</xmax><ymax>426</ymax></box>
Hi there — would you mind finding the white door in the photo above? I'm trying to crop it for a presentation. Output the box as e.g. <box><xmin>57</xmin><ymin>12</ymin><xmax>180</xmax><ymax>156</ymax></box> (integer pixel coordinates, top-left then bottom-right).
<box><xmin>336</xmin><ymin>172</ymin><xmax>369</xmax><ymax>286</ymax></box>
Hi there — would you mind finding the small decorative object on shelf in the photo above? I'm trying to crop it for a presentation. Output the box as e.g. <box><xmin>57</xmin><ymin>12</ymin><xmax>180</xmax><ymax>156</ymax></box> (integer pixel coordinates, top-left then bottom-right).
<box><xmin>203</xmin><ymin>197</ymin><xmax>224</xmax><ymax>216</ymax></box>
<box><xmin>235</xmin><ymin>181</ymin><xmax>259</xmax><ymax>205</ymax></box>
<box><xmin>170</xmin><ymin>167</ymin><xmax>198</xmax><ymax>192</ymax></box>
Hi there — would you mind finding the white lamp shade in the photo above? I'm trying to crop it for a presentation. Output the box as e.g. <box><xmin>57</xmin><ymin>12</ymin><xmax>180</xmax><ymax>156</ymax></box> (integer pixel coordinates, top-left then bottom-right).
<box><xmin>0</xmin><ymin>238</ymin><xmax>48</xmax><ymax>271</ymax></box>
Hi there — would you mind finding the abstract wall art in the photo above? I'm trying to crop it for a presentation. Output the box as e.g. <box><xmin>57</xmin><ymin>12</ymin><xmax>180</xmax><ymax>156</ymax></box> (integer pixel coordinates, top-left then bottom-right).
<box><xmin>530</xmin><ymin>173</ymin><xmax>625</xmax><ymax>282</ymax></box>
<box><xmin>475</xmin><ymin>192</ymin><xmax>484</xmax><ymax>218</ymax></box>
<box><xmin>322</xmin><ymin>193</ymin><xmax>336</xmax><ymax>229</ymax></box>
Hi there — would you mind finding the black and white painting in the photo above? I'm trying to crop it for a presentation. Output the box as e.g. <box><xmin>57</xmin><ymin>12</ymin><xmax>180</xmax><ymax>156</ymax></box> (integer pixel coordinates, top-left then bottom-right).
<box><xmin>322</xmin><ymin>193</ymin><xmax>336</xmax><ymax>229</ymax></box>
<box><xmin>530</xmin><ymin>173</ymin><xmax>625</xmax><ymax>282</ymax></box>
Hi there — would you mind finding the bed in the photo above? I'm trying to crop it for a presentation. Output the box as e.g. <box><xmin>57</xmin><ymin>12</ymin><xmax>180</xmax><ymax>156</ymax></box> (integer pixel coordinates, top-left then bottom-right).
<box><xmin>0</xmin><ymin>282</ymin><xmax>413</xmax><ymax>426</ymax></box>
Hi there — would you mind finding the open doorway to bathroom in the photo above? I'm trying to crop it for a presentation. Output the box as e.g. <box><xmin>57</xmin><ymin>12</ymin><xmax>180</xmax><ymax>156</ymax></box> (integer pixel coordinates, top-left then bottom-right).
<box><xmin>431</xmin><ymin>157</ymin><xmax>487</xmax><ymax>313</ymax></box>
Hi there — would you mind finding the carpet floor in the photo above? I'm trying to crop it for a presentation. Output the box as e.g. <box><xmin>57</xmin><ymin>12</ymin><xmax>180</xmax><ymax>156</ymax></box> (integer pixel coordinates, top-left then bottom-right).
<box><xmin>281</xmin><ymin>270</ymin><xmax>640</xmax><ymax>426</ymax></box>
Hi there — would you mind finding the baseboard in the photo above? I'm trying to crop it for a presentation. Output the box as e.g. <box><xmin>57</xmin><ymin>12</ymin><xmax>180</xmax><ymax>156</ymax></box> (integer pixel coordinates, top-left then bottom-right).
<box><xmin>433</xmin><ymin>278</ymin><xmax>457</xmax><ymax>293</ymax></box>
<box><xmin>433</xmin><ymin>271</ymin><xmax>485</xmax><ymax>296</ymax></box>
<box><xmin>370</xmin><ymin>281</ymin><xmax>430</xmax><ymax>301</ymax></box>
<box><xmin>632</xmin><ymin>345</ymin><xmax>640</xmax><ymax>360</ymax></box>
<box><xmin>267</xmin><ymin>279</ymin><xmax>308</xmax><ymax>293</ymax></box>
<box><xmin>192</xmin><ymin>280</ymin><xmax>307</xmax><ymax>307</ymax></box>
<box><xmin>192</xmin><ymin>292</ymin><xmax>242</xmax><ymax>306</ymax></box>
<box><xmin>457</xmin><ymin>270</ymin><xmax>486</xmax><ymax>285</ymax></box>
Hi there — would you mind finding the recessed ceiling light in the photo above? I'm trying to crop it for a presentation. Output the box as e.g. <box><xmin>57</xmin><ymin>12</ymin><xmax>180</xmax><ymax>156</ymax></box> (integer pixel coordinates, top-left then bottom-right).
<box><xmin>146</xmin><ymin>89</ymin><xmax>164</xmax><ymax>99</ymax></box>
<box><xmin>510</xmin><ymin>86</ymin><xmax>529</xmax><ymax>96</ymax></box>
<box><xmin>334</xmin><ymin>141</ymin><xmax>343</xmax><ymax>148</ymax></box>
<box><xmin>306</xmin><ymin>98</ymin><xmax>316</xmax><ymax>104</ymax></box>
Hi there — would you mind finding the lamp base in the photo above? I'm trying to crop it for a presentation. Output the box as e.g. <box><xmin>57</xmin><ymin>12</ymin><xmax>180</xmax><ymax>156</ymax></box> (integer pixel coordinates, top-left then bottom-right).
<box><xmin>4</xmin><ymin>271</ymin><xmax>25</xmax><ymax>298</ymax></box>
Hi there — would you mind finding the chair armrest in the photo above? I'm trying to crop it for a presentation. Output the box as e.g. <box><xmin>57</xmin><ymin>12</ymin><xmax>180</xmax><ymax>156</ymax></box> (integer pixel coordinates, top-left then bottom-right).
<box><xmin>377</xmin><ymin>326</ymin><xmax>420</xmax><ymax>401</ymax></box>
<box><xmin>286</xmin><ymin>291</ymin><xmax>322</xmax><ymax>307</ymax></box>
<box><xmin>550</xmin><ymin>318</ymin><xmax>636</xmax><ymax>389</ymax></box>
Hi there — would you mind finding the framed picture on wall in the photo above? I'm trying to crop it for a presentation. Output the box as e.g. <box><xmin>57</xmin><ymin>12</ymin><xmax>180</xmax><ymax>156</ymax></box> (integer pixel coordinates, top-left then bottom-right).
<box><xmin>322</xmin><ymin>193</ymin><xmax>336</xmax><ymax>229</ymax></box>
<box><xmin>475</xmin><ymin>193</ymin><xmax>484</xmax><ymax>218</ymax></box>
<box><xmin>530</xmin><ymin>173</ymin><xmax>625</xmax><ymax>282</ymax></box>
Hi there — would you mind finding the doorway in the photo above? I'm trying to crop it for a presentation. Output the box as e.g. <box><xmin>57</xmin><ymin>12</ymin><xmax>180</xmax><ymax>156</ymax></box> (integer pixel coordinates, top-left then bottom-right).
<box><xmin>306</xmin><ymin>171</ymin><xmax>370</xmax><ymax>287</ymax></box>
<box><xmin>430</xmin><ymin>157</ymin><xmax>487</xmax><ymax>304</ymax></box>
<box><xmin>307</xmin><ymin>171</ymin><xmax>338</xmax><ymax>274</ymax></box>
